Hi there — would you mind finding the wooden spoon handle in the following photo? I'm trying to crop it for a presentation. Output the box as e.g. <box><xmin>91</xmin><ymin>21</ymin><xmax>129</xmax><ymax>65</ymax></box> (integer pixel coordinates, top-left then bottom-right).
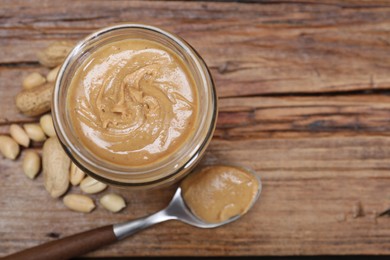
<box><xmin>3</xmin><ymin>225</ymin><xmax>117</xmax><ymax>260</ymax></box>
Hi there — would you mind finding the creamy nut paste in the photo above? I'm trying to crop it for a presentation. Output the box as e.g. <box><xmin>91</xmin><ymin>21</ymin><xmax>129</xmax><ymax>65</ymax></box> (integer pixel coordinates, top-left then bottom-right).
<box><xmin>181</xmin><ymin>165</ymin><xmax>260</xmax><ymax>223</ymax></box>
<box><xmin>67</xmin><ymin>39</ymin><xmax>197</xmax><ymax>167</ymax></box>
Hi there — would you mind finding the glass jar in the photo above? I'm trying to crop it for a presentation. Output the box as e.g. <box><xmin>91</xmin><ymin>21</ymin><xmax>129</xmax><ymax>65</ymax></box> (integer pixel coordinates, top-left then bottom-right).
<box><xmin>52</xmin><ymin>24</ymin><xmax>217</xmax><ymax>189</ymax></box>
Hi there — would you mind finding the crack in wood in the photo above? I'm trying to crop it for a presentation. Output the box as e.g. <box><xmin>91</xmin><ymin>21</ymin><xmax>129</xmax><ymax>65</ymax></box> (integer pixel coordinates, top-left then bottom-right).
<box><xmin>45</xmin><ymin>232</ymin><xmax>61</xmax><ymax>239</ymax></box>
<box><xmin>219</xmin><ymin>89</ymin><xmax>390</xmax><ymax>99</ymax></box>
<box><xmin>0</xmin><ymin>61</ymin><xmax>40</xmax><ymax>68</ymax></box>
<box><xmin>160</xmin><ymin>0</ymin><xmax>390</xmax><ymax>9</ymax></box>
<box><xmin>378</xmin><ymin>208</ymin><xmax>390</xmax><ymax>217</ymax></box>
<box><xmin>0</xmin><ymin>119</ymin><xmax>38</xmax><ymax>126</ymax></box>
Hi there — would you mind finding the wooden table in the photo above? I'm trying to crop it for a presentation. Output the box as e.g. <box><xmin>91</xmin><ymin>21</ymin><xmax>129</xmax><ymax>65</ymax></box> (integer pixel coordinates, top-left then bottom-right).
<box><xmin>1</xmin><ymin>0</ymin><xmax>390</xmax><ymax>257</ymax></box>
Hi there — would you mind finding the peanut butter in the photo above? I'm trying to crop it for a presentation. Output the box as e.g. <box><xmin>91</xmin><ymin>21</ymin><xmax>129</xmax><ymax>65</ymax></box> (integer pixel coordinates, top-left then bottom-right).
<box><xmin>181</xmin><ymin>165</ymin><xmax>259</xmax><ymax>223</ymax></box>
<box><xmin>67</xmin><ymin>39</ymin><xmax>197</xmax><ymax>167</ymax></box>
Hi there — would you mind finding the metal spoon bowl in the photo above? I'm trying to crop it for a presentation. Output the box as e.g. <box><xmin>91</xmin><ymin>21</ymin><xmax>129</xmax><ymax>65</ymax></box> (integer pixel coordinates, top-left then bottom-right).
<box><xmin>4</xmin><ymin>167</ymin><xmax>261</xmax><ymax>260</ymax></box>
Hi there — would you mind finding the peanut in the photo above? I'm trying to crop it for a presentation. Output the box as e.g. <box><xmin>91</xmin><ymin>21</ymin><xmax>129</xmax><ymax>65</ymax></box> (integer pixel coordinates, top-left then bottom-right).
<box><xmin>0</xmin><ymin>135</ymin><xmax>20</xmax><ymax>160</ymax></box>
<box><xmin>22</xmin><ymin>72</ymin><xmax>46</xmax><ymax>90</ymax></box>
<box><xmin>80</xmin><ymin>176</ymin><xmax>107</xmax><ymax>194</ymax></box>
<box><xmin>23</xmin><ymin>151</ymin><xmax>41</xmax><ymax>179</ymax></box>
<box><xmin>63</xmin><ymin>194</ymin><xmax>95</xmax><ymax>213</ymax></box>
<box><xmin>24</xmin><ymin>124</ymin><xmax>47</xmax><ymax>142</ymax></box>
<box><xmin>15</xmin><ymin>82</ymin><xmax>53</xmax><ymax>116</ymax></box>
<box><xmin>100</xmin><ymin>194</ymin><xmax>126</xmax><ymax>213</ymax></box>
<box><xmin>47</xmin><ymin>65</ymin><xmax>61</xmax><ymax>83</ymax></box>
<box><xmin>9</xmin><ymin>124</ymin><xmax>30</xmax><ymax>147</ymax></box>
<box><xmin>43</xmin><ymin>137</ymin><xmax>70</xmax><ymax>198</ymax></box>
<box><xmin>37</xmin><ymin>41</ymin><xmax>74</xmax><ymax>68</ymax></box>
<box><xmin>40</xmin><ymin>114</ymin><xmax>56</xmax><ymax>137</ymax></box>
<box><xmin>70</xmin><ymin>162</ymin><xmax>86</xmax><ymax>186</ymax></box>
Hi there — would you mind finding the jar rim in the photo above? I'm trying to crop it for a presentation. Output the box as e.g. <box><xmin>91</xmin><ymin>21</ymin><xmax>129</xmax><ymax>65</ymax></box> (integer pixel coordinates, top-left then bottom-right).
<box><xmin>52</xmin><ymin>23</ymin><xmax>217</xmax><ymax>188</ymax></box>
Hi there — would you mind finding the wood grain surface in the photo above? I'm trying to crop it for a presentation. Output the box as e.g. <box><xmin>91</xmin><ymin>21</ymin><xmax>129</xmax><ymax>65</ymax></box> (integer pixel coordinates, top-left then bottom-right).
<box><xmin>1</xmin><ymin>0</ymin><xmax>390</xmax><ymax>257</ymax></box>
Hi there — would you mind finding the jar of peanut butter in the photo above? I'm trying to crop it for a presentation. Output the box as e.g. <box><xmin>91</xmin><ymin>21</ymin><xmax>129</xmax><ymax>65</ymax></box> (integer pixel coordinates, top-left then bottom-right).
<box><xmin>52</xmin><ymin>24</ymin><xmax>217</xmax><ymax>189</ymax></box>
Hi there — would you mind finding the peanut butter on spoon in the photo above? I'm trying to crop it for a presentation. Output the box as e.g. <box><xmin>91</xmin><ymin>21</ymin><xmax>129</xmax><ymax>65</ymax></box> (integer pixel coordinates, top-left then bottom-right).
<box><xmin>181</xmin><ymin>165</ymin><xmax>260</xmax><ymax>223</ymax></box>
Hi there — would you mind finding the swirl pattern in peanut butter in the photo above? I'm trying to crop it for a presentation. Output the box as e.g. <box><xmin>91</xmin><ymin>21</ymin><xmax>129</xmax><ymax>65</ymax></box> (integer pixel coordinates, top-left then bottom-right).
<box><xmin>67</xmin><ymin>39</ymin><xmax>197</xmax><ymax>167</ymax></box>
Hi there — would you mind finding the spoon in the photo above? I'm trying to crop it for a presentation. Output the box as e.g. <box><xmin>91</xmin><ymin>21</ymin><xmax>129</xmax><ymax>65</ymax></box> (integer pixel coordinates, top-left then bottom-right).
<box><xmin>4</xmin><ymin>169</ymin><xmax>261</xmax><ymax>260</ymax></box>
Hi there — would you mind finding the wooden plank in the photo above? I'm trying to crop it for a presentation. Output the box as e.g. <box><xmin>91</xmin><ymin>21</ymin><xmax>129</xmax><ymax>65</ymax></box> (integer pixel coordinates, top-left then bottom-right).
<box><xmin>1</xmin><ymin>1</ymin><xmax>390</xmax><ymax>96</ymax></box>
<box><xmin>1</xmin><ymin>137</ymin><xmax>390</xmax><ymax>257</ymax></box>
<box><xmin>216</xmin><ymin>95</ymin><xmax>390</xmax><ymax>138</ymax></box>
